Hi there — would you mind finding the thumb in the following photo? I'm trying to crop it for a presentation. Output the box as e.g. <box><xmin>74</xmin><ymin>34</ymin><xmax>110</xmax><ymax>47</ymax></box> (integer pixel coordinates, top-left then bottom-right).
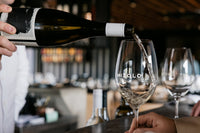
<box><xmin>133</xmin><ymin>128</ymin><xmax>156</xmax><ymax>133</ymax></box>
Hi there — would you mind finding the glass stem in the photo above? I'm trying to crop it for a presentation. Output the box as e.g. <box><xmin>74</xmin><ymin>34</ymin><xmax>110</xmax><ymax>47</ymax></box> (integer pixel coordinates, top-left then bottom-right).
<box><xmin>174</xmin><ymin>96</ymin><xmax>180</xmax><ymax>119</ymax></box>
<box><xmin>134</xmin><ymin>107</ymin><xmax>139</xmax><ymax>128</ymax></box>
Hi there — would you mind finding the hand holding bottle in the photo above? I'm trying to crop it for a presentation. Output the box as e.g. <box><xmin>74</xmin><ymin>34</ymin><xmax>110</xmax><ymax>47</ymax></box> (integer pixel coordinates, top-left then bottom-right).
<box><xmin>0</xmin><ymin>3</ymin><xmax>16</xmax><ymax>59</ymax></box>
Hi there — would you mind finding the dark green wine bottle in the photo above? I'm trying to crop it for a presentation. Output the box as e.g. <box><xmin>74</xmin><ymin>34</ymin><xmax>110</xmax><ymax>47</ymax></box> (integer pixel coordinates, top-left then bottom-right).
<box><xmin>0</xmin><ymin>8</ymin><xmax>134</xmax><ymax>47</ymax></box>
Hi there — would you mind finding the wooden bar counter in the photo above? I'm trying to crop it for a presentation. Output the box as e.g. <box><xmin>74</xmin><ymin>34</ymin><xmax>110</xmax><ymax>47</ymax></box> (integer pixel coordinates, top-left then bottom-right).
<box><xmin>66</xmin><ymin>102</ymin><xmax>193</xmax><ymax>133</ymax></box>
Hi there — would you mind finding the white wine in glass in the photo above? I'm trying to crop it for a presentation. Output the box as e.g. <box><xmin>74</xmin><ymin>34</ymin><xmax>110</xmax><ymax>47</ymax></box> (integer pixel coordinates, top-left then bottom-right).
<box><xmin>115</xmin><ymin>39</ymin><xmax>158</xmax><ymax>128</ymax></box>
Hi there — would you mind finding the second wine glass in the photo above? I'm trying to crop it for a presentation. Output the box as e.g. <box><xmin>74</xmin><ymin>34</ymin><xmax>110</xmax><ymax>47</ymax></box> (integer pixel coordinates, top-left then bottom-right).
<box><xmin>161</xmin><ymin>47</ymin><xmax>195</xmax><ymax>118</ymax></box>
<box><xmin>115</xmin><ymin>39</ymin><xmax>158</xmax><ymax>128</ymax></box>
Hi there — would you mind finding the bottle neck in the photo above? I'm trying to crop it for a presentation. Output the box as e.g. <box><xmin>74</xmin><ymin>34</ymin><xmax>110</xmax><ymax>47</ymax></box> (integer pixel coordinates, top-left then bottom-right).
<box><xmin>93</xmin><ymin>22</ymin><xmax>134</xmax><ymax>37</ymax></box>
<box><xmin>105</xmin><ymin>23</ymin><xmax>134</xmax><ymax>37</ymax></box>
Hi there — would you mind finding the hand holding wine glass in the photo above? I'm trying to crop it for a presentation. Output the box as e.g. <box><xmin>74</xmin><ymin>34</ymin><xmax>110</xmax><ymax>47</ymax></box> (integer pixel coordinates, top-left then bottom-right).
<box><xmin>115</xmin><ymin>38</ymin><xmax>158</xmax><ymax>128</ymax></box>
<box><xmin>161</xmin><ymin>47</ymin><xmax>195</xmax><ymax>118</ymax></box>
<box><xmin>125</xmin><ymin>112</ymin><xmax>177</xmax><ymax>133</ymax></box>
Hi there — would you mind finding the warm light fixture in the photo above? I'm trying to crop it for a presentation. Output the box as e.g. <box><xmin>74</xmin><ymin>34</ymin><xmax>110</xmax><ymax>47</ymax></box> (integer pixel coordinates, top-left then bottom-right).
<box><xmin>178</xmin><ymin>8</ymin><xmax>186</xmax><ymax>13</ymax></box>
<box><xmin>163</xmin><ymin>16</ymin><xmax>170</xmax><ymax>22</ymax></box>
<box><xmin>84</xmin><ymin>12</ymin><xmax>92</xmax><ymax>20</ymax></box>
<box><xmin>130</xmin><ymin>0</ymin><xmax>137</xmax><ymax>8</ymax></box>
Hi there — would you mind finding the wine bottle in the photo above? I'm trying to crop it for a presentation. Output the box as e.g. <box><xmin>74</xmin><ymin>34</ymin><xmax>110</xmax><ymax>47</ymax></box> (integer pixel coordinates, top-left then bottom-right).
<box><xmin>115</xmin><ymin>98</ymin><xmax>133</xmax><ymax>118</ymax></box>
<box><xmin>86</xmin><ymin>89</ymin><xmax>105</xmax><ymax>126</ymax></box>
<box><xmin>0</xmin><ymin>8</ymin><xmax>134</xmax><ymax>47</ymax></box>
<box><xmin>97</xmin><ymin>78</ymin><xmax>110</xmax><ymax>121</ymax></box>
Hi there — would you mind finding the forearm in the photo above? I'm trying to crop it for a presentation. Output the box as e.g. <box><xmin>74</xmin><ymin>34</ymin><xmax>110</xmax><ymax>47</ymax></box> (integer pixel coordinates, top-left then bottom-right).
<box><xmin>174</xmin><ymin>117</ymin><xmax>200</xmax><ymax>133</ymax></box>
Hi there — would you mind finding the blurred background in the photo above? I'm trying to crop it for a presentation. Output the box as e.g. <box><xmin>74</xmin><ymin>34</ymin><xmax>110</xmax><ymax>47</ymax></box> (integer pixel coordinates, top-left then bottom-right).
<box><xmin>11</xmin><ymin>0</ymin><xmax>200</xmax><ymax>133</ymax></box>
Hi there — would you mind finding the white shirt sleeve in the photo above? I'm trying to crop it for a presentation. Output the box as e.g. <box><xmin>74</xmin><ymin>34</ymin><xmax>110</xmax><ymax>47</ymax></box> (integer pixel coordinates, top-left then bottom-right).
<box><xmin>14</xmin><ymin>46</ymin><xmax>30</xmax><ymax>121</ymax></box>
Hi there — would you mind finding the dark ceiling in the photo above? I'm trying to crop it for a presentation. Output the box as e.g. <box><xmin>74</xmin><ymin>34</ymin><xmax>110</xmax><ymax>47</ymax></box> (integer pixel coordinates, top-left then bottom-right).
<box><xmin>111</xmin><ymin>0</ymin><xmax>200</xmax><ymax>31</ymax></box>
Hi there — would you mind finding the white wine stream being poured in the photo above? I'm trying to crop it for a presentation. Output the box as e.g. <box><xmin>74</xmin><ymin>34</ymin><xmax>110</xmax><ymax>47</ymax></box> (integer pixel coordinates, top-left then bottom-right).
<box><xmin>133</xmin><ymin>34</ymin><xmax>156</xmax><ymax>84</ymax></box>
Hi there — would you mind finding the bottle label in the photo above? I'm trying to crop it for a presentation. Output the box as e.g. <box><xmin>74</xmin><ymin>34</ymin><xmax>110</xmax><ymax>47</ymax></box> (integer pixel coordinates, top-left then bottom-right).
<box><xmin>0</xmin><ymin>8</ymin><xmax>40</xmax><ymax>47</ymax></box>
<box><xmin>93</xmin><ymin>89</ymin><xmax>103</xmax><ymax>109</ymax></box>
<box><xmin>105</xmin><ymin>23</ymin><xmax>125</xmax><ymax>37</ymax></box>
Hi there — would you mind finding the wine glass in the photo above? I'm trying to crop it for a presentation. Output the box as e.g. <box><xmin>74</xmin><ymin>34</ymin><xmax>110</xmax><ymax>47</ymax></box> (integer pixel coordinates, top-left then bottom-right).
<box><xmin>161</xmin><ymin>47</ymin><xmax>195</xmax><ymax>118</ymax></box>
<box><xmin>115</xmin><ymin>39</ymin><xmax>158</xmax><ymax>128</ymax></box>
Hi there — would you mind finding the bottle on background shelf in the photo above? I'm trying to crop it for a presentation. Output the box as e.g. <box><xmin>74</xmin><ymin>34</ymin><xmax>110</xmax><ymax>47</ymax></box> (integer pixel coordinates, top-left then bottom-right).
<box><xmin>101</xmin><ymin>96</ymin><xmax>110</xmax><ymax>121</ymax></box>
<box><xmin>86</xmin><ymin>78</ymin><xmax>110</xmax><ymax>126</ymax></box>
<box><xmin>97</xmin><ymin>78</ymin><xmax>110</xmax><ymax>122</ymax></box>
<box><xmin>86</xmin><ymin>89</ymin><xmax>104</xmax><ymax>126</ymax></box>
<box><xmin>0</xmin><ymin>8</ymin><xmax>134</xmax><ymax>47</ymax></box>
<box><xmin>101</xmin><ymin>74</ymin><xmax>110</xmax><ymax>121</ymax></box>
